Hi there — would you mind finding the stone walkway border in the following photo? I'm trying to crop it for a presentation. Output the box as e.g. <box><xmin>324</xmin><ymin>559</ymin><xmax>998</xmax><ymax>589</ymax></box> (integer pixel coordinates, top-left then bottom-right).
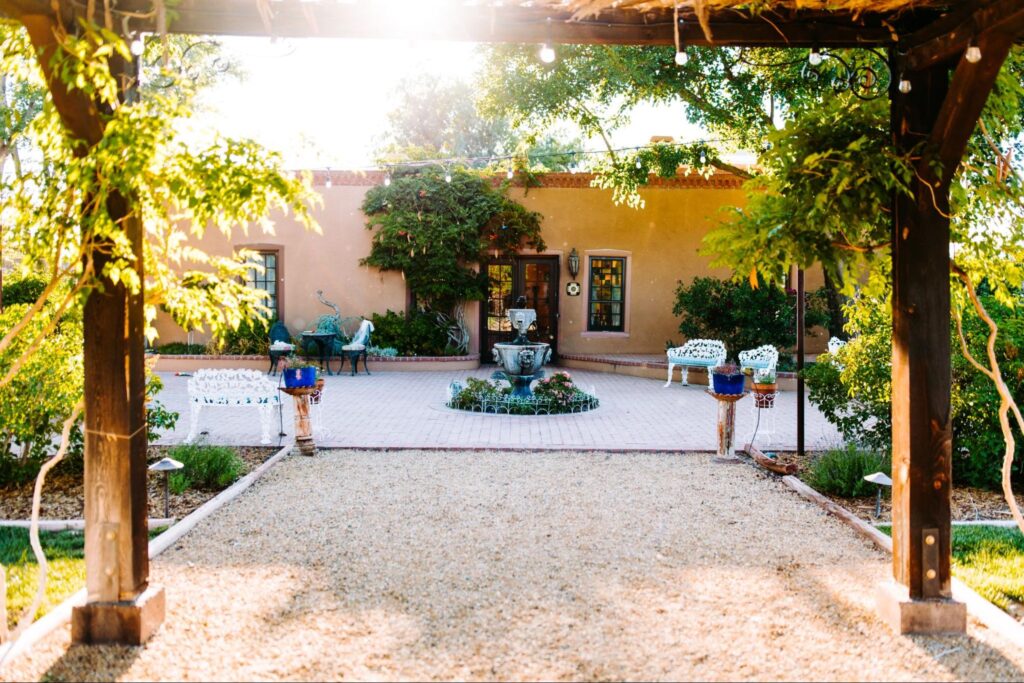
<box><xmin>774</xmin><ymin>457</ymin><xmax>1024</xmax><ymax>650</ymax></box>
<box><xmin>0</xmin><ymin>444</ymin><xmax>292</xmax><ymax>668</ymax></box>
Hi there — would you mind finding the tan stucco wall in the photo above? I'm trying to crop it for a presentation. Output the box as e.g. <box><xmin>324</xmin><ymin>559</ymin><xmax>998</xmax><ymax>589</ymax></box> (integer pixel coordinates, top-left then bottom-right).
<box><xmin>154</xmin><ymin>173</ymin><xmax>826</xmax><ymax>356</ymax></box>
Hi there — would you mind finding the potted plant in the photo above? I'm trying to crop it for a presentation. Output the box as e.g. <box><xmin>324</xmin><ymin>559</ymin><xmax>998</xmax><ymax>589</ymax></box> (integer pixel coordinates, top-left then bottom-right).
<box><xmin>752</xmin><ymin>368</ymin><xmax>777</xmax><ymax>408</ymax></box>
<box><xmin>280</xmin><ymin>355</ymin><xmax>317</xmax><ymax>388</ymax></box>
<box><xmin>711</xmin><ymin>363</ymin><xmax>745</xmax><ymax>395</ymax></box>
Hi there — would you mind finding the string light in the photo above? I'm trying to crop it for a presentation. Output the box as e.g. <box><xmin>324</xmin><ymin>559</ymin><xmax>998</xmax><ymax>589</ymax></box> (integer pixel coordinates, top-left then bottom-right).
<box><xmin>965</xmin><ymin>41</ymin><xmax>982</xmax><ymax>63</ymax></box>
<box><xmin>445</xmin><ymin>168</ymin><xmax>452</xmax><ymax>183</ymax></box>
<box><xmin>808</xmin><ymin>48</ymin><xmax>823</xmax><ymax>66</ymax></box>
<box><xmin>673</xmin><ymin>4</ymin><xmax>688</xmax><ymax>67</ymax></box>
<box><xmin>384</xmin><ymin>173</ymin><xmax>391</xmax><ymax>187</ymax></box>
<box><xmin>635</xmin><ymin>159</ymin><xmax>642</xmax><ymax>169</ymax></box>
<box><xmin>130</xmin><ymin>36</ymin><xmax>145</xmax><ymax>56</ymax></box>
<box><xmin>539</xmin><ymin>17</ymin><xmax>555</xmax><ymax>64</ymax></box>
<box><xmin>898</xmin><ymin>74</ymin><xmax>912</xmax><ymax>94</ymax></box>
<box><xmin>325</xmin><ymin>167</ymin><xmax>332</xmax><ymax>188</ymax></box>
<box><xmin>507</xmin><ymin>168</ymin><xmax>514</xmax><ymax>180</ymax></box>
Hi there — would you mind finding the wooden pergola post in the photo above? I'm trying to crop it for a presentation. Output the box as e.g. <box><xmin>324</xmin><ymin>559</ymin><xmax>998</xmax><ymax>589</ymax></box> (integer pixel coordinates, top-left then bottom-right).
<box><xmin>880</xmin><ymin>24</ymin><xmax>1018</xmax><ymax>633</ymax></box>
<box><xmin>18</xmin><ymin>12</ymin><xmax>164</xmax><ymax>645</ymax></box>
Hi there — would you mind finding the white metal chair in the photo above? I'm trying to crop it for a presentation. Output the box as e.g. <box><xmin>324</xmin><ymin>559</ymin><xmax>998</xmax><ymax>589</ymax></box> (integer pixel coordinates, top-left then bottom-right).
<box><xmin>738</xmin><ymin>344</ymin><xmax>778</xmax><ymax>375</ymax></box>
<box><xmin>664</xmin><ymin>339</ymin><xmax>727</xmax><ymax>387</ymax></box>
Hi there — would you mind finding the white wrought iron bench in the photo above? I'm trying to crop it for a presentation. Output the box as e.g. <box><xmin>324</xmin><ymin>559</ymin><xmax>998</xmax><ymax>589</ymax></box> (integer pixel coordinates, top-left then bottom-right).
<box><xmin>185</xmin><ymin>369</ymin><xmax>281</xmax><ymax>445</ymax></box>
<box><xmin>664</xmin><ymin>339</ymin><xmax>727</xmax><ymax>387</ymax></box>
<box><xmin>738</xmin><ymin>344</ymin><xmax>779</xmax><ymax>376</ymax></box>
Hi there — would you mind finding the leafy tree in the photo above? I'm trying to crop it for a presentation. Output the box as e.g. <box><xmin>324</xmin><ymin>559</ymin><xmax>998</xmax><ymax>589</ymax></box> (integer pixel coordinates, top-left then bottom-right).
<box><xmin>377</xmin><ymin>73</ymin><xmax>581</xmax><ymax>171</ymax></box>
<box><xmin>0</xmin><ymin>20</ymin><xmax>316</xmax><ymax>488</ymax></box>
<box><xmin>361</xmin><ymin>167</ymin><xmax>543</xmax><ymax>314</ymax></box>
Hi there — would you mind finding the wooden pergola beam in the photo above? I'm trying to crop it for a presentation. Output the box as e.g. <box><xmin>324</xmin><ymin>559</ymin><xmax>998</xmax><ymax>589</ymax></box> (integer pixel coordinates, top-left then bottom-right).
<box><xmin>902</xmin><ymin>0</ymin><xmax>1024</xmax><ymax>71</ymax></box>
<box><xmin>18</xmin><ymin>0</ymin><xmax>924</xmax><ymax>47</ymax></box>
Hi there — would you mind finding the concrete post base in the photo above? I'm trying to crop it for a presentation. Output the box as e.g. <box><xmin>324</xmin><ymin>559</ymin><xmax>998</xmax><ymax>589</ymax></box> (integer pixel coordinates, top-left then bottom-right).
<box><xmin>71</xmin><ymin>585</ymin><xmax>165</xmax><ymax>645</ymax></box>
<box><xmin>876</xmin><ymin>580</ymin><xmax>966</xmax><ymax>634</ymax></box>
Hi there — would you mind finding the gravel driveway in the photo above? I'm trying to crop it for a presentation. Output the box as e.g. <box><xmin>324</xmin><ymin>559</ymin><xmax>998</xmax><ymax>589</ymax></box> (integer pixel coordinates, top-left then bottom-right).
<box><xmin>4</xmin><ymin>450</ymin><xmax>1024</xmax><ymax>681</ymax></box>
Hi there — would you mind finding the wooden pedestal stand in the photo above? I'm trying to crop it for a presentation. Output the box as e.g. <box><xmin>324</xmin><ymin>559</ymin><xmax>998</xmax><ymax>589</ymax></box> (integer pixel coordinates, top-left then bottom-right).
<box><xmin>279</xmin><ymin>386</ymin><xmax>317</xmax><ymax>456</ymax></box>
<box><xmin>705</xmin><ymin>390</ymin><xmax>748</xmax><ymax>463</ymax></box>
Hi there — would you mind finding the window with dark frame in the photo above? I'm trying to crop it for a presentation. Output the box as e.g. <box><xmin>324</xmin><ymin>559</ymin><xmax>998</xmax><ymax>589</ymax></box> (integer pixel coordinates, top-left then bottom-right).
<box><xmin>588</xmin><ymin>256</ymin><xmax>626</xmax><ymax>332</ymax></box>
<box><xmin>245</xmin><ymin>250</ymin><xmax>280</xmax><ymax>319</ymax></box>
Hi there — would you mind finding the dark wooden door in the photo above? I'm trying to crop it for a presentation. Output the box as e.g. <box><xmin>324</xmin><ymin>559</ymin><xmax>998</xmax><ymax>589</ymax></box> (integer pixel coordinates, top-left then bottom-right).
<box><xmin>481</xmin><ymin>256</ymin><xmax>559</xmax><ymax>361</ymax></box>
<box><xmin>517</xmin><ymin>257</ymin><xmax>559</xmax><ymax>356</ymax></box>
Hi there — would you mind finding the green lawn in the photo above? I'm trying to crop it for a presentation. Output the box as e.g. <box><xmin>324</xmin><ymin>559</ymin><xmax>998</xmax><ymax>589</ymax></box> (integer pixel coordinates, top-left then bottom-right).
<box><xmin>878</xmin><ymin>525</ymin><xmax>1024</xmax><ymax>610</ymax></box>
<box><xmin>0</xmin><ymin>527</ymin><xmax>85</xmax><ymax>629</ymax></box>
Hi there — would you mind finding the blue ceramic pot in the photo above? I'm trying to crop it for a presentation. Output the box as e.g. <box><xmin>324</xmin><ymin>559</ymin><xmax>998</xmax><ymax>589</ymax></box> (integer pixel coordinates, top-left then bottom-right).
<box><xmin>284</xmin><ymin>366</ymin><xmax>316</xmax><ymax>388</ymax></box>
<box><xmin>711</xmin><ymin>371</ymin><xmax>745</xmax><ymax>395</ymax></box>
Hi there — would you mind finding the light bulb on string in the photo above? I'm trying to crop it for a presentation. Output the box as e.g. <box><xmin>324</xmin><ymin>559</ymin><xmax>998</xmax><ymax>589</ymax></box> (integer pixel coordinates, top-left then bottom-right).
<box><xmin>507</xmin><ymin>168</ymin><xmax>514</xmax><ymax>180</ymax></box>
<box><xmin>130</xmin><ymin>37</ymin><xmax>145</xmax><ymax>57</ymax></box>
<box><xmin>635</xmin><ymin>159</ymin><xmax>642</xmax><ymax>169</ymax></box>
<box><xmin>965</xmin><ymin>42</ymin><xmax>982</xmax><ymax>63</ymax></box>
<box><xmin>384</xmin><ymin>173</ymin><xmax>391</xmax><ymax>187</ymax></box>
<box><xmin>808</xmin><ymin>48</ymin><xmax>823</xmax><ymax>66</ymax></box>
<box><xmin>325</xmin><ymin>167</ymin><xmax>332</xmax><ymax>188</ymax></box>
<box><xmin>539</xmin><ymin>44</ymin><xmax>556</xmax><ymax>64</ymax></box>
<box><xmin>674</xmin><ymin>50</ymin><xmax>688</xmax><ymax>66</ymax></box>
<box><xmin>445</xmin><ymin>170</ymin><xmax>453</xmax><ymax>183</ymax></box>
<box><xmin>898</xmin><ymin>75</ymin><xmax>912</xmax><ymax>94</ymax></box>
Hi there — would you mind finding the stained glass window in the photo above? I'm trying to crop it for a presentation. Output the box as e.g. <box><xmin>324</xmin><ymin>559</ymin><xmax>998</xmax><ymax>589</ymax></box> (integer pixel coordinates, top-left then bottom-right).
<box><xmin>588</xmin><ymin>257</ymin><xmax>625</xmax><ymax>332</ymax></box>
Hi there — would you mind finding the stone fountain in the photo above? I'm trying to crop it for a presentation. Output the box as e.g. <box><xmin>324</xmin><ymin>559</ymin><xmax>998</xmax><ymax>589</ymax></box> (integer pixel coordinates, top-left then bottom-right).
<box><xmin>492</xmin><ymin>307</ymin><xmax>553</xmax><ymax>398</ymax></box>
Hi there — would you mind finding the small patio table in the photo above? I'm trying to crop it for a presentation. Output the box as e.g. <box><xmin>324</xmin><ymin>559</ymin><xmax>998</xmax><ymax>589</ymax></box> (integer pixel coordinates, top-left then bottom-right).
<box><xmin>705</xmin><ymin>389</ymin><xmax>749</xmax><ymax>463</ymax></box>
<box><xmin>301</xmin><ymin>331</ymin><xmax>337</xmax><ymax>376</ymax></box>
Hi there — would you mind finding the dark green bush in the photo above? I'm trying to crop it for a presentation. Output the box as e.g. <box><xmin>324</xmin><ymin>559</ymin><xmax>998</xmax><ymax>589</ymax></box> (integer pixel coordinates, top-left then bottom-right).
<box><xmin>153</xmin><ymin>342</ymin><xmax>207</xmax><ymax>355</ymax></box>
<box><xmin>371</xmin><ymin>309</ymin><xmax>451</xmax><ymax>356</ymax></box>
<box><xmin>1</xmin><ymin>275</ymin><xmax>46</xmax><ymax>308</ymax></box>
<box><xmin>672</xmin><ymin>276</ymin><xmax>829</xmax><ymax>356</ymax></box>
<box><xmin>805</xmin><ymin>445</ymin><xmax>891</xmax><ymax>498</ymax></box>
<box><xmin>166</xmin><ymin>444</ymin><xmax>244</xmax><ymax>494</ymax></box>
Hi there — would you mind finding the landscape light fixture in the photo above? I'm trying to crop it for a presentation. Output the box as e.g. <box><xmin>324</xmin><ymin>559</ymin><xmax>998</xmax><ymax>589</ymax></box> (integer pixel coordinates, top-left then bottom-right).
<box><xmin>149</xmin><ymin>457</ymin><xmax>185</xmax><ymax>518</ymax></box>
<box><xmin>863</xmin><ymin>471</ymin><xmax>893</xmax><ymax>518</ymax></box>
<box><xmin>568</xmin><ymin>248</ymin><xmax>580</xmax><ymax>280</ymax></box>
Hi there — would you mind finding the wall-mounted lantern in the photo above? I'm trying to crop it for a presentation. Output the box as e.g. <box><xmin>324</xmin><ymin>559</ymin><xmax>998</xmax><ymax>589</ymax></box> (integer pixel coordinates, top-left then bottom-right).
<box><xmin>567</xmin><ymin>248</ymin><xmax>580</xmax><ymax>280</ymax></box>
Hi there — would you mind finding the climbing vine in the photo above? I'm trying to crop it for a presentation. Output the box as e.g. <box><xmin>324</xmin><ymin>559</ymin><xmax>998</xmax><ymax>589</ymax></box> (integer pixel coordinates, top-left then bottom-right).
<box><xmin>361</xmin><ymin>167</ymin><xmax>544</xmax><ymax>313</ymax></box>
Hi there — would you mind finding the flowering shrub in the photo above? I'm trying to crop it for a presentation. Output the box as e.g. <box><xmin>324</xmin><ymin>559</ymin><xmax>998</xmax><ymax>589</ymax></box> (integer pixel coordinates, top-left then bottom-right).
<box><xmin>448</xmin><ymin>371</ymin><xmax>597</xmax><ymax>415</ymax></box>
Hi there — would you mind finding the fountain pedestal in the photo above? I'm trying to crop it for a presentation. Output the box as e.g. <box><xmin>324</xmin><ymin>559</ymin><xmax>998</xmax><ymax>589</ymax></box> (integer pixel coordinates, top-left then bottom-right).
<box><xmin>491</xmin><ymin>308</ymin><xmax>552</xmax><ymax>398</ymax></box>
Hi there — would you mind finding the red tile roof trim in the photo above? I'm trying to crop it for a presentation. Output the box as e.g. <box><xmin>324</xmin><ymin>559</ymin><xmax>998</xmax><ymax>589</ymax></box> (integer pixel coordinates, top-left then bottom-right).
<box><xmin>304</xmin><ymin>170</ymin><xmax>744</xmax><ymax>190</ymax></box>
<box><xmin>146</xmin><ymin>353</ymin><xmax>481</xmax><ymax>362</ymax></box>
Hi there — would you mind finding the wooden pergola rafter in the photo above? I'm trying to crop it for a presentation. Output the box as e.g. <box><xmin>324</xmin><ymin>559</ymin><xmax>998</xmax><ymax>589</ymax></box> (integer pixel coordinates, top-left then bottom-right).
<box><xmin>1</xmin><ymin>0</ymin><xmax>1022</xmax><ymax>644</ymax></box>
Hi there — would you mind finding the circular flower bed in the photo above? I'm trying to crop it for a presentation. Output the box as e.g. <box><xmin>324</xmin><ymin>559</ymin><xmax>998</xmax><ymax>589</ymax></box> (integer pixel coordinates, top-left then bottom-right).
<box><xmin>447</xmin><ymin>371</ymin><xmax>599</xmax><ymax>415</ymax></box>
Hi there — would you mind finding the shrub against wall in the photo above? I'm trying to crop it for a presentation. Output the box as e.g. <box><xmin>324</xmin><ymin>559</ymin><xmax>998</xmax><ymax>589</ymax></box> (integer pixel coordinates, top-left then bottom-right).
<box><xmin>371</xmin><ymin>309</ymin><xmax>450</xmax><ymax>357</ymax></box>
<box><xmin>672</xmin><ymin>276</ymin><xmax>829</xmax><ymax>357</ymax></box>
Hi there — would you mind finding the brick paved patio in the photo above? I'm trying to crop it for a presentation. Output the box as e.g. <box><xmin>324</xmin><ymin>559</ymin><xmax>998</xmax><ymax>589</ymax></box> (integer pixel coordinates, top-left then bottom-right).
<box><xmin>153</xmin><ymin>367</ymin><xmax>841</xmax><ymax>451</ymax></box>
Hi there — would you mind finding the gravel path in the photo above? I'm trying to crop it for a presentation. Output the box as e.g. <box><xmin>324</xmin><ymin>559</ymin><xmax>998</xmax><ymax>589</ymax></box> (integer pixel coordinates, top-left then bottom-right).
<box><xmin>4</xmin><ymin>450</ymin><xmax>1024</xmax><ymax>681</ymax></box>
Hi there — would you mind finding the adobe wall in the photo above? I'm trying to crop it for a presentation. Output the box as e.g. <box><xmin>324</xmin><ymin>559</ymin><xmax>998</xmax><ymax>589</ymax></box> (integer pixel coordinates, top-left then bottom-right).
<box><xmin>153</xmin><ymin>170</ymin><xmax>827</xmax><ymax>356</ymax></box>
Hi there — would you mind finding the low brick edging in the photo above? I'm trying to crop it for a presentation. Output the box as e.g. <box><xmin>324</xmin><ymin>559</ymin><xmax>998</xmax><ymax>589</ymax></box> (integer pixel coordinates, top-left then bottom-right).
<box><xmin>148</xmin><ymin>353</ymin><xmax>481</xmax><ymax>373</ymax></box>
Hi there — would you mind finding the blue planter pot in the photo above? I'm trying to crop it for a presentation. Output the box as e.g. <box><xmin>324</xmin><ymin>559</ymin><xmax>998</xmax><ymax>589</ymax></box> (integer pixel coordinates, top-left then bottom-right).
<box><xmin>711</xmin><ymin>371</ymin><xmax>745</xmax><ymax>395</ymax></box>
<box><xmin>284</xmin><ymin>367</ymin><xmax>316</xmax><ymax>388</ymax></box>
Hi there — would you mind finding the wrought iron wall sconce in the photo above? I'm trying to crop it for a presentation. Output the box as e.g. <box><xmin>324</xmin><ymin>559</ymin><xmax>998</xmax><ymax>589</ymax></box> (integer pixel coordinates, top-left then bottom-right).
<box><xmin>567</xmin><ymin>248</ymin><xmax>580</xmax><ymax>280</ymax></box>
